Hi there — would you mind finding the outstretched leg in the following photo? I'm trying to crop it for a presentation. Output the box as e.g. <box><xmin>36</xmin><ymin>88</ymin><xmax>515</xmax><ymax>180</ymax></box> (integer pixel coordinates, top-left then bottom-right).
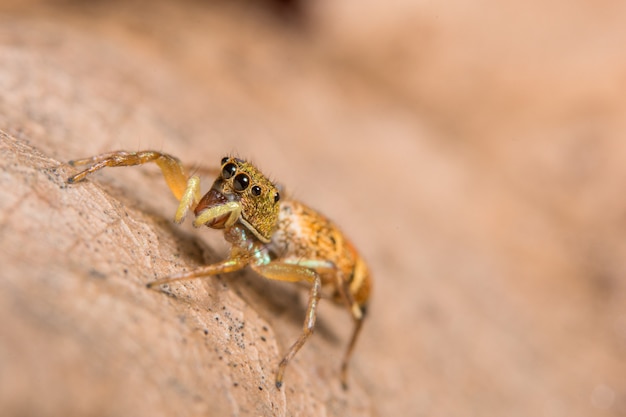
<box><xmin>334</xmin><ymin>274</ymin><xmax>366</xmax><ymax>389</ymax></box>
<box><xmin>68</xmin><ymin>150</ymin><xmax>189</xmax><ymax>201</ymax></box>
<box><xmin>251</xmin><ymin>262</ymin><xmax>322</xmax><ymax>389</ymax></box>
<box><xmin>340</xmin><ymin>313</ymin><xmax>365</xmax><ymax>389</ymax></box>
<box><xmin>146</xmin><ymin>256</ymin><xmax>249</xmax><ymax>288</ymax></box>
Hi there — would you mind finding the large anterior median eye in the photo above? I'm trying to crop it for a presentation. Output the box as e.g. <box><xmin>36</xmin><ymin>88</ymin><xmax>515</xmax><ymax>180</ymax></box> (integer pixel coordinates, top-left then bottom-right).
<box><xmin>233</xmin><ymin>173</ymin><xmax>250</xmax><ymax>191</ymax></box>
<box><xmin>222</xmin><ymin>163</ymin><xmax>237</xmax><ymax>179</ymax></box>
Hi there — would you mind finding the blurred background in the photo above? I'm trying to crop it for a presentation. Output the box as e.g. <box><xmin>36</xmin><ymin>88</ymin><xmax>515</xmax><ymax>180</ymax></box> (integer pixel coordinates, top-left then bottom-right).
<box><xmin>0</xmin><ymin>0</ymin><xmax>625</xmax><ymax>416</ymax></box>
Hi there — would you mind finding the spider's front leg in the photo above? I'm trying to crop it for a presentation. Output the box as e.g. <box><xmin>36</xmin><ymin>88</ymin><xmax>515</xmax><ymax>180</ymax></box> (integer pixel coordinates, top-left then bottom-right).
<box><xmin>68</xmin><ymin>150</ymin><xmax>190</xmax><ymax>200</ymax></box>
<box><xmin>146</xmin><ymin>255</ymin><xmax>249</xmax><ymax>288</ymax></box>
<box><xmin>67</xmin><ymin>150</ymin><xmax>204</xmax><ymax>223</ymax></box>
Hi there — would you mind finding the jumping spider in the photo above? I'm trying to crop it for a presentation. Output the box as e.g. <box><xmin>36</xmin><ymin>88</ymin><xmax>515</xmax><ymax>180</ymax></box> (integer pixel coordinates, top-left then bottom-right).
<box><xmin>67</xmin><ymin>150</ymin><xmax>371</xmax><ymax>389</ymax></box>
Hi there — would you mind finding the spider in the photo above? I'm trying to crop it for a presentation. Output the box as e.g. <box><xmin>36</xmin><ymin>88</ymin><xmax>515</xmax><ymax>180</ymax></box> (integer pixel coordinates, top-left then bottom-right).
<box><xmin>67</xmin><ymin>150</ymin><xmax>371</xmax><ymax>389</ymax></box>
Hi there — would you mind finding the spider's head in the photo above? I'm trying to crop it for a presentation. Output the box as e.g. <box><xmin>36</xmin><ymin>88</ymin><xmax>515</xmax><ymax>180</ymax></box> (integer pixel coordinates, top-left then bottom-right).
<box><xmin>194</xmin><ymin>157</ymin><xmax>281</xmax><ymax>243</ymax></box>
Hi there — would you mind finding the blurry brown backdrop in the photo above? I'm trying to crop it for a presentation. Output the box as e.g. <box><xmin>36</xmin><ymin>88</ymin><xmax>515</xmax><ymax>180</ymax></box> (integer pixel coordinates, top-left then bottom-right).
<box><xmin>1</xmin><ymin>1</ymin><xmax>625</xmax><ymax>416</ymax></box>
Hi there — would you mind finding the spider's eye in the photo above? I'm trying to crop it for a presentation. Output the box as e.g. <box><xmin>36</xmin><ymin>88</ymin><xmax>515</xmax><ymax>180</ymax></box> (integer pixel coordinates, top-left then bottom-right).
<box><xmin>274</xmin><ymin>192</ymin><xmax>280</xmax><ymax>203</ymax></box>
<box><xmin>221</xmin><ymin>157</ymin><xmax>229</xmax><ymax>165</ymax></box>
<box><xmin>222</xmin><ymin>163</ymin><xmax>237</xmax><ymax>179</ymax></box>
<box><xmin>251</xmin><ymin>185</ymin><xmax>262</xmax><ymax>196</ymax></box>
<box><xmin>233</xmin><ymin>173</ymin><xmax>250</xmax><ymax>191</ymax></box>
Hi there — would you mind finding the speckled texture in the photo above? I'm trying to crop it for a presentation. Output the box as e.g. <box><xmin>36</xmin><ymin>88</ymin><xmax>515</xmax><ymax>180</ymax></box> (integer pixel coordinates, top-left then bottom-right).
<box><xmin>1</xmin><ymin>1</ymin><xmax>626</xmax><ymax>416</ymax></box>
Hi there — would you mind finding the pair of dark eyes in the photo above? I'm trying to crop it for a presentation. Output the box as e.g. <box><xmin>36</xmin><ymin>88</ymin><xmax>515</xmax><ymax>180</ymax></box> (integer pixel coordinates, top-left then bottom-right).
<box><xmin>221</xmin><ymin>161</ymin><xmax>280</xmax><ymax>202</ymax></box>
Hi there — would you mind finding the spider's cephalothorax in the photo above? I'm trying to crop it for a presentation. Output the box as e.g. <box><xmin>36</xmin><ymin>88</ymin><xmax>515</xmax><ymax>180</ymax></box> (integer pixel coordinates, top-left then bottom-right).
<box><xmin>195</xmin><ymin>157</ymin><xmax>281</xmax><ymax>243</ymax></box>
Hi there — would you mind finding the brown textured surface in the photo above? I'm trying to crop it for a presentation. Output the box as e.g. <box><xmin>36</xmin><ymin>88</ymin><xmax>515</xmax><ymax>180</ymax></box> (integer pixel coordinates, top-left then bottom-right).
<box><xmin>1</xmin><ymin>1</ymin><xmax>626</xmax><ymax>416</ymax></box>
